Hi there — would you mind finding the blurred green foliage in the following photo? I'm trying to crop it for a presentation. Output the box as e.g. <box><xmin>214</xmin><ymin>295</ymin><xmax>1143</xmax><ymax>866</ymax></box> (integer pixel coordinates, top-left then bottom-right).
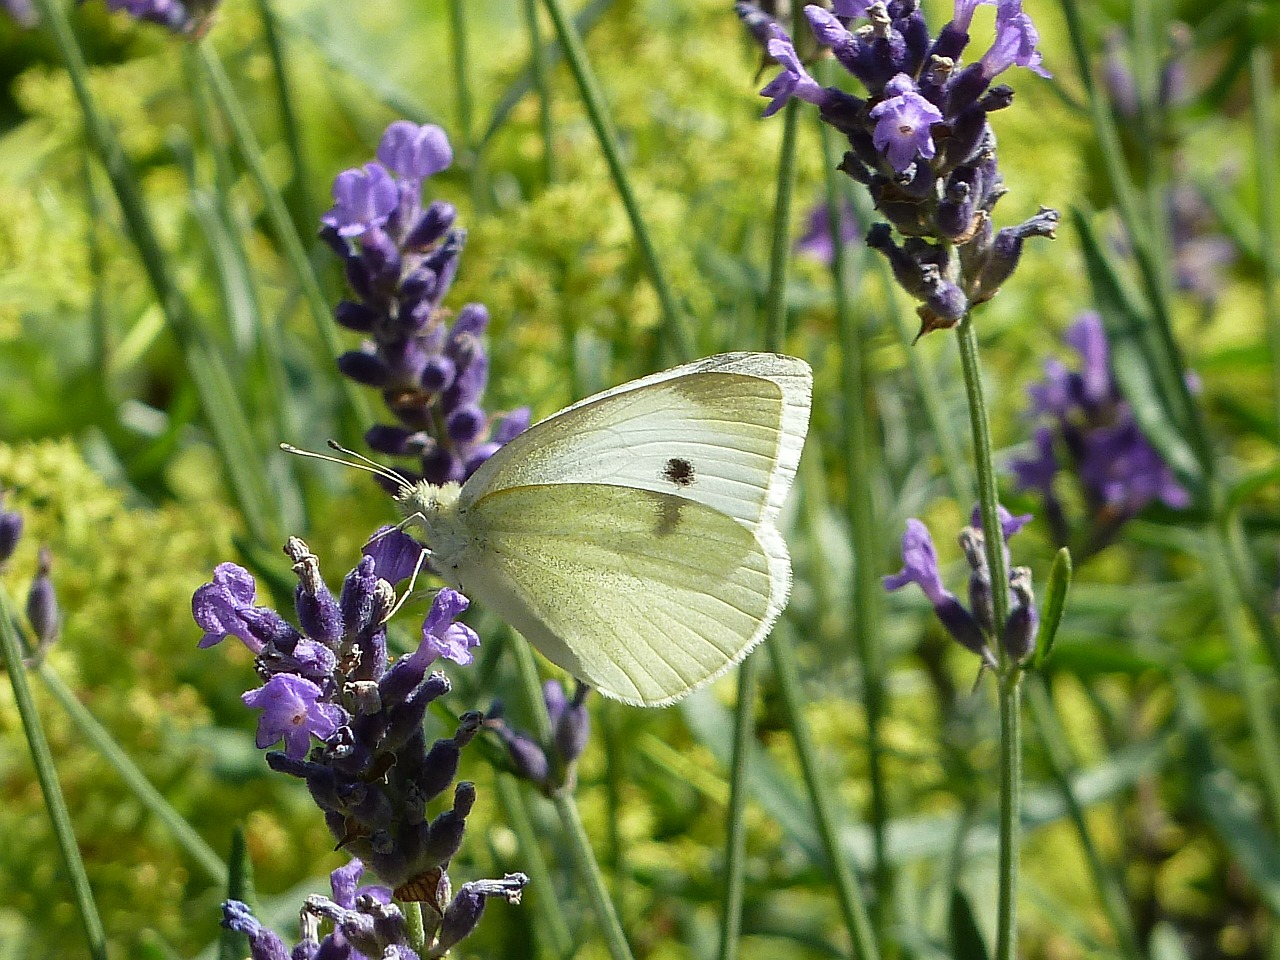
<box><xmin>1</xmin><ymin>0</ymin><xmax>1278</xmax><ymax>958</ymax></box>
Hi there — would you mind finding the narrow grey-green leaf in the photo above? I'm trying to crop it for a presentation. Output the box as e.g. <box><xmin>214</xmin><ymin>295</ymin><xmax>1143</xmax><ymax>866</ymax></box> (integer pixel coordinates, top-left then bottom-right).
<box><xmin>217</xmin><ymin>827</ymin><xmax>253</xmax><ymax>960</ymax></box>
<box><xmin>949</xmin><ymin>889</ymin><xmax>991</xmax><ymax>960</ymax></box>
<box><xmin>1033</xmin><ymin>547</ymin><xmax>1073</xmax><ymax>669</ymax></box>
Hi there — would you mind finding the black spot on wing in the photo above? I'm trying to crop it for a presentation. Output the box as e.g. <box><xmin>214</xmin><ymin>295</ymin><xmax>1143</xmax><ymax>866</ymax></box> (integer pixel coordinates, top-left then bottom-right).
<box><xmin>662</xmin><ymin>457</ymin><xmax>696</xmax><ymax>487</ymax></box>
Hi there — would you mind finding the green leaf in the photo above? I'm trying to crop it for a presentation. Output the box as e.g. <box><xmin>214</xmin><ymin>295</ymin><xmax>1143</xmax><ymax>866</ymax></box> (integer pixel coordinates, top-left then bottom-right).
<box><xmin>1033</xmin><ymin>547</ymin><xmax>1072</xmax><ymax>669</ymax></box>
<box><xmin>217</xmin><ymin>827</ymin><xmax>253</xmax><ymax>960</ymax></box>
<box><xmin>949</xmin><ymin>889</ymin><xmax>991</xmax><ymax>960</ymax></box>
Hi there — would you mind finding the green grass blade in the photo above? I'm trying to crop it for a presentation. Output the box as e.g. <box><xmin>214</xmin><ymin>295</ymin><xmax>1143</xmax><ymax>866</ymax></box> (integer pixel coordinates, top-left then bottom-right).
<box><xmin>768</xmin><ymin>626</ymin><xmax>880</xmax><ymax>960</ymax></box>
<box><xmin>1250</xmin><ymin>46</ymin><xmax>1280</xmax><ymax>432</ymax></box>
<box><xmin>521</xmin><ymin>0</ymin><xmax>557</xmax><ymax>185</ymax></box>
<box><xmin>537</xmin><ymin>0</ymin><xmax>692</xmax><ymax>361</ymax></box>
<box><xmin>0</xmin><ymin>589</ymin><xmax>107</xmax><ymax>960</ymax></box>
<box><xmin>280</xmin><ymin>12</ymin><xmax>440</xmax><ymax>125</ymax></box>
<box><xmin>479</xmin><ymin>0</ymin><xmax>617</xmax><ymax>155</ymax></box>
<box><xmin>820</xmin><ymin>102</ymin><xmax>891</xmax><ymax>908</ymax></box>
<box><xmin>253</xmin><ymin>0</ymin><xmax>319</xmax><ymax>236</ymax></box>
<box><xmin>1025</xmin><ymin>678</ymin><xmax>1141</xmax><ymax>960</ymax></box>
<box><xmin>495</xmin><ymin>775</ymin><xmax>575</xmax><ymax>959</ymax></box>
<box><xmin>197</xmin><ymin>43</ymin><xmax>373</xmax><ymax>431</ymax></box>
<box><xmin>716</xmin><ymin>654</ymin><xmax>758</xmax><ymax>960</ymax></box>
<box><xmin>36</xmin><ymin>665</ymin><xmax>228</xmax><ymax>886</ymax></box>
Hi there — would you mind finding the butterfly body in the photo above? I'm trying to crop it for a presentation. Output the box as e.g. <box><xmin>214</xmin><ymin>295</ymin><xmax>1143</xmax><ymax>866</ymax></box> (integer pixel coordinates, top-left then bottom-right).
<box><xmin>394</xmin><ymin>352</ymin><xmax>812</xmax><ymax>707</ymax></box>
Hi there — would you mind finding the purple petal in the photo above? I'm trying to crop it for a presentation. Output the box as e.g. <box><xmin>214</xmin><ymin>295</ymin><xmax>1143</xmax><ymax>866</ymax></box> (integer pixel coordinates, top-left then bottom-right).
<box><xmin>377</xmin><ymin>121</ymin><xmax>453</xmax><ymax>181</ymax></box>
<box><xmin>363</xmin><ymin>527</ymin><xmax>427</xmax><ymax>586</ymax></box>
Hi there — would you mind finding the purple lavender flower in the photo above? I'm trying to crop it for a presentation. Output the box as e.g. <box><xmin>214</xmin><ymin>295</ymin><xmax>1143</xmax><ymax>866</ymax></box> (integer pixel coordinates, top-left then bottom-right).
<box><xmin>2</xmin><ymin>0</ymin><xmax>36</xmax><ymax>27</ymax></box>
<box><xmin>795</xmin><ymin>197</ymin><xmax>859</xmax><ymax>264</ymax></box>
<box><xmin>487</xmin><ymin>680</ymin><xmax>591</xmax><ymax>794</ymax></box>
<box><xmin>322</xmin><ymin>122</ymin><xmax>530</xmax><ymax>488</ymax></box>
<box><xmin>979</xmin><ymin>0</ymin><xmax>1051</xmax><ymax>80</ymax></box>
<box><xmin>96</xmin><ymin>0</ymin><xmax>216</xmax><ymax>34</ymax></box>
<box><xmin>885</xmin><ymin>505</ymin><xmax>1037</xmax><ymax>666</ymax></box>
<box><xmin>754</xmin><ymin>0</ymin><xmax>1058</xmax><ymax>336</ymax></box>
<box><xmin>760</xmin><ymin>27</ymin><xmax>830</xmax><ymax>117</ymax></box>
<box><xmin>869</xmin><ymin>74</ymin><xmax>943</xmax><ymax>173</ymax></box>
<box><xmin>195</xmin><ymin>536</ymin><xmax>513</xmax><ymax>904</ymax></box>
<box><xmin>242</xmin><ymin>674</ymin><xmax>345</xmax><ymax>759</ymax></box>
<box><xmin>222</xmin><ymin>859</ymin><xmax>525</xmax><ymax>960</ymax></box>
<box><xmin>0</xmin><ymin>489</ymin><xmax>21</xmax><ymax>565</ymax></box>
<box><xmin>1010</xmin><ymin>313</ymin><xmax>1190</xmax><ymax>552</ymax></box>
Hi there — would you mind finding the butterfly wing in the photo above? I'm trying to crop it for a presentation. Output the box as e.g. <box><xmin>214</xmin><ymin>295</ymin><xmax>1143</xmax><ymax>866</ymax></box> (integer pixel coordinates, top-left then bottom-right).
<box><xmin>453</xmin><ymin>483</ymin><xmax>789</xmax><ymax>706</ymax></box>
<box><xmin>460</xmin><ymin>352</ymin><xmax>811</xmax><ymax>533</ymax></box>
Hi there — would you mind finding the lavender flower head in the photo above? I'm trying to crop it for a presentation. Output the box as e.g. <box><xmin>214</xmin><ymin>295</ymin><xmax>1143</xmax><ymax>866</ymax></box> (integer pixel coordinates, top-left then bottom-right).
<box><xmin>795</xmin><ymin>196</ymin><xmax>859</xmax><ymax>264</ymax></box>
<box><xmin>221</xmin><ymin>858</ymin><xmax>527</xmax><ymax>960</ymax></box>
<box><xmin>193</xmin><ymin>533</ymin><xmax>516</xmax><ymax>917</ymax></box>
<box><xmin>1010</xmin><ymin>313</ymin><xmax>1189</xmax><ymax>553</ymax></box>
<box><xmin>755</xmin><ymin>0</ymin><xmax>1060</xmax><ymax>336</ymax></box>
<box><xmin>884</xmin><ymin>504</ymin><xmax>1037</xmax><ymax>666</ymax></box>
<box><xmin>92</xmin><ymin>0</ymin><xmax>219</xmax><ymax>35</ymax></box>
<box><xmin>322</xmin><ymin>121</ymin><xmax>531</xmax><ymax>488</ymax></box>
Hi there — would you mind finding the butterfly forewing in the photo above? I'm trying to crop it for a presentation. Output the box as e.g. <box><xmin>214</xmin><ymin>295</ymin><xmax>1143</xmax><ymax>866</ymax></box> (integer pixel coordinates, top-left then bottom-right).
<box><xmin>461</xmin><ymin>353</ymin><xmax>811</xmax><ymax>533</ymax></box>
<box><xmin>454</xmin><ymin>483</ymin><xmax>788</xmax><ymax>706</ymax></box>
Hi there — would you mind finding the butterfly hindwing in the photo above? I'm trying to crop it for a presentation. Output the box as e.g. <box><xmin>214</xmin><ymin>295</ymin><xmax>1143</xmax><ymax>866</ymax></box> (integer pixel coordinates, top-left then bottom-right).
<box><xmin>453</xmin><ymin>482</ymin><xmax>789</xmax><ymax>706</ymax></box>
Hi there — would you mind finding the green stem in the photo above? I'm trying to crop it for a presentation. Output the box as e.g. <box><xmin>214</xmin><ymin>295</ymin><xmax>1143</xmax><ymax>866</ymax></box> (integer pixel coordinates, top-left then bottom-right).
<box><xmin>996</xmin><ymin>671</ymin><xmax>1023</xmax><ymax>960</ymax></box>
<box><xmin>716</xmin><ymin>654</ymin><xmax>758</xmax><ymax>960</ymax></box>
<box><xmin>552</xmin><ymin>791</ymin><xmax>635</xmax><ymax>960</ymax></box>
<box><xmin>955</xmin><ymin>314</ymin><xmax>1022</xmax><ymax>958</ymax></box>
<box><xmin>1204</xmin><ymin>526</ymin><xmax>1280</xmax><ymax>831</ymax></box>
<box><xmin>38</xmin><ymin>665</ymin><xmax>228</xmax><ymax>885</ymax></box>
<box><xmin>1025</xmin><ymin>678</ymin><xmax>1142</xmax><ymax>960</ymax></box>
<box><xmin>507</xmin><ymin>636</ymin><xmax>633</xmax><ymax>959</ymax></box>
<box><xmin>197</xmin><ymin>43</ymin><xmax>373</xmax><ymax>430</ymax></box>
<box><xmin>1251</xmin><ymin>46</ymin><xmax>1280</xmax><ymax>433</ymax></box>
<box><xmin>537</xmin><ymin>0</ymin><xmax>692</xmax><ymax>360</ymax></box>
<box><xmin>719</xmin><ymin>75</ymin><xmax>802</xmax><ymax>960</ymax></box>
<box><xmin>495</xmin><ymin>774</ymin><xmax>575</xmax><ymax>958</ymax></box>
<box><xmin>768</xmin><ymin>631</ymin><xmax>880</xmax><ymax>960</ymax></box>
<box><xmin>954</xmin><ymin>317</ymin><xmax>1010</xmax><ymax>634</ymax></box>
<box><xmin>522</xmin><ymin>0</ymin><xmax>556</xmax><ymax>185</ymax></box>
<box><xmin>0</xmin><ymin>590</ymin><xmax>107</xmax><ymax>960</ymax></box>
<box><xmin>820</xmin><ymin>105</ymin><xmax>890</xmax><ymax>913</ymax></box>
<box><xmin>402</xmin><ymin>901</ymin><xmax>426</xmax><ymax>955</ymax></box>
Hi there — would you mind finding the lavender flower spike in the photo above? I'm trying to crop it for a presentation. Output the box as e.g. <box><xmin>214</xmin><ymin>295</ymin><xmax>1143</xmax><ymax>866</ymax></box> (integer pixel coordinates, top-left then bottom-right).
<box><xmin>869</xmin><ymin>74</ymin><xmax>944</xmax><ymax>173</ymax></box>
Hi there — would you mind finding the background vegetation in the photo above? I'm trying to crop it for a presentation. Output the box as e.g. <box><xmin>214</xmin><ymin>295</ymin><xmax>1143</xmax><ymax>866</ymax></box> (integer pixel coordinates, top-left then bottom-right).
<box><xmin>0</xmin><ymin>0</ymin><xmax>1277</xmax><ymax>958</ymax></box>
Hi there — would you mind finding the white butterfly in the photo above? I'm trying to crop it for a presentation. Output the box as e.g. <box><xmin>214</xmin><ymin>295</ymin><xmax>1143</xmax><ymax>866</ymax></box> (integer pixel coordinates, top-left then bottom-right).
<box><xmin>297</xmin><ymin>352</ymin><xmax>812</xmax><ymax>707</ymax></box>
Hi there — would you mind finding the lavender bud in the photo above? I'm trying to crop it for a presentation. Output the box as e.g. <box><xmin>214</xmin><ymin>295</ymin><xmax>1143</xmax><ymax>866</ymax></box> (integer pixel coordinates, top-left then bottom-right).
<box><xmin>1003</xmin><ymin>567</ymin><xmax>1038</xmax><ymax>664</ymax></box>
<box><xmin>404</xmin><ymin>200</ymin><xmax>457</xmax><ymax>250</ymax></box>
<box><xmin>285</xmin><ymin>538</ymin><xmax>344</xmax><ymax>647</ymax></box>
<box><xmin>0</xmin><ymin>496</ymin><xmax>20</xmax><ymax>565</ymax></box>
<box><xmin>340</xmin><ymin>556</ymin><xmax>381</xmax><ymax>637</ymax></box>
<box><xmin>446</xmin><ymin>405</ymin><xmax>487</xmax><ymax>445</ymax></box>
<box><xmin>26</xmin><ymin>547</ymin><xmax>59</xmax><ymax>648</ymax></box>
<box><xmin>421</xmin><ymin>355</ymin><xmax>457</xmax><ymax>393</ymax></box>
<box><xmin>497</xmin><ymin>725</ymin><xmax>551</xmax><ymax>785</ymax></box>
<box><xmin>365</xmin><ymin>424</ymin><xmax>417</xmax><ymax>457</ymax></box>
<box><xmin>338</xmin><ymin>350</ymin><xmax>391</xmax><ymax>388</ymax></box>
<box><xmin>435</xmin><ymin>875</ymin><xmax>529</xmax><ymax>954</ymax></box>
<box><xmin>334</xmin><ymin>300</ymin><xmax>379</xmax><ymax>333</ymax></box>
<box><xmin>971</xmin><ymin>207</ymin><xmax>1060</xmax><ymax>303</ymax></box>
<box><xmin>959</xmin><ymin>528</ymin><xmax>994</xmax><ymax>636</ymax></box>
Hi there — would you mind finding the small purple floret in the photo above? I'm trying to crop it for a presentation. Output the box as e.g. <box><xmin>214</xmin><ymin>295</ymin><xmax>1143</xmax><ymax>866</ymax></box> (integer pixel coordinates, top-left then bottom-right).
<box><xmin>242</xmin><ymin>674</ymin><xmax>346</xmax><ymax>760</ymax></box>
<box><xmin>869</xmin><ymin>74</ymin><xmax>944</xmax><ymax>172</ymax></box>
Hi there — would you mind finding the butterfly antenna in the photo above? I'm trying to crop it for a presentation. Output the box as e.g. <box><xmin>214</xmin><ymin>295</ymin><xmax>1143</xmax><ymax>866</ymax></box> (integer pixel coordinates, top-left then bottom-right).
<box><xmin>279</xmin><ymin>442</ymin><xmax>409</xmax><ymax>489</ymax></box>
